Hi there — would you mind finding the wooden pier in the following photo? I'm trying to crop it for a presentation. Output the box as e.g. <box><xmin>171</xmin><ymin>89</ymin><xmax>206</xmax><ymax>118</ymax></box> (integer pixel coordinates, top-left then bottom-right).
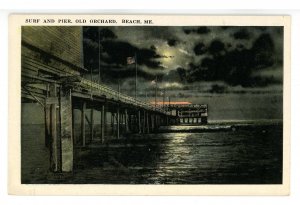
<box><xmin>21</xmin><ymin>26</ymin><xmax>208</xmax><ymax>173</ymax></box>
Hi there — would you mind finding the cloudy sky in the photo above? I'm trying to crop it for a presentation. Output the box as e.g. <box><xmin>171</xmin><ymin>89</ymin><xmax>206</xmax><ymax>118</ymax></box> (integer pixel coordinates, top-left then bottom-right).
<box><xmin>83</xmin><ymin>26</ymin><xmax>283</xmax><ymax>96</ymax></box>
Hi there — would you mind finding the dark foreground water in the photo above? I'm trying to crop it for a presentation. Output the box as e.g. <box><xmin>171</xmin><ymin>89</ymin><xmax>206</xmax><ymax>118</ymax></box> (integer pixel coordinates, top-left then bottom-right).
<box><xmin>22</xmin><ymin>121</ymin><xmax>283</xmax><ymax>184</ymax></box>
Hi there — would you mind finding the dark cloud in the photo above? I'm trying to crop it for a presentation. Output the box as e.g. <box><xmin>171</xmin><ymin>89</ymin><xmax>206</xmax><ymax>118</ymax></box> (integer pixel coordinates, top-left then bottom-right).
<box><xmin>83</xmin><ymin>27</ymin><xmax>118</xmax><ymax>74</ymax></box>
<box><xmin>99</xmin><ymin>40</ymin><xmax>164</xmax><ymax>75</ymax></box>
<box><xmin>193</xmin><ymin>42</ymin><xmax>207</xmax><ymax>55</ymax></box>
<box><xmin>233</xmin><ymin>29</ymin><xmax>250</xmax><ymax>40</ymax></box>
<box><xmin>98</xmin><ymin>64</ymin><xmax>159</xmax><ymax>84</ymax></box>
<box><xmin>226</xmin><ymin>43</ymin><xmax>232</xmax><ymax>49</ymax></box>
<box><xmin>209</xmin><ymin>84</ymin><xmax>227</xmax><ymax>93</ymax></box>
<box><xmin>82</xmin><ymin>26</ymin><xmax>283</xmax><ymax>89</ymax></box>
<box><xmin>252</xmin><ymin>33</ymin><xmax>275</xmax><ymax>68</ymax></box>
<box><xmin>100</xmin><ymin>28</ymin><xmax>117</xmax><ymax>40</ymax></box>
<box><xmin>83</xmin><ymin>27</ymin><xmax>166</xmax><ymax>82</ymax></box>
<box><xmin>183</xmin><ymin>26</ymin><xmax>210</xmax><ymax>35</ymax></box>
<box><xmin>236</xmin><ymin>43</ymin><xmax>244</xmax><ymax>49</ymax></box>
<box><xmin>197</xmin><ymin>26</ymin><xmax>211</xmax><ymax>34</ymax></box>
<box><xmin>147</xmin><ymin>27</ymin><xmax>178</xmax><ymax>40</ymax></box>
<box><xmin>83</xmin><ymin>27</ymin><xmax>117</xmax><ymax>41</ymax></box>
<box><xmin>221</xmin><ymin>26</ymin><xmax>231</xmax><ymax>30</ymax></box>
<box><xmin>150</xmin><ymin>45</ymin><xmax>157</xmax><ymax>50</ymax></box>
<box><xmin>186</xmin><ymin>33</ymin><xmax>279</xmax><ymax>87</ymax></box>
<box><xmin>167</xmin><ymin>39</ymin><xmax>178</xmax><ymax>47</ymax></box>
<box><xmin>176</xmin><ymin>67</ymin><xmax>187</xmax><ymax>82</ymax></box>
<box><xmin>255</xmin><ymin>27</ymin><xmax>268</xmax><ymax>31</ymax></box>
<box><xmin>162</xmin><ymin>69</ymin><xmax>181</xmax><ymax>82</ymax></box>
<box><xmin>208</xmin><ymin>40</ymin><xmax>225</xmax><ymax>55</ymax></box>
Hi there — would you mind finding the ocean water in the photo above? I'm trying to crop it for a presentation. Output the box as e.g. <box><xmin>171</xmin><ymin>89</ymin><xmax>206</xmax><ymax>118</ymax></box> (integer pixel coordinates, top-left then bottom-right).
<box><xmin>21</xmin><ymin>121</ymin><xmax>283</xmax><ymax>184</ymax></box>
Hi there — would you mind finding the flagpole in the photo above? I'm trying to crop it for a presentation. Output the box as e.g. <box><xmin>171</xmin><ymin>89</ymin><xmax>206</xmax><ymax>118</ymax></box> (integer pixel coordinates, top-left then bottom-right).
<box><xmin>118</xmin><ymin>80</ymin><xmax>120</xmax><ymax>101</ymax></box>
<box><xmin>155</xmin><ymin>76</ymin><xmax>157</xmax><ymax>109</ymax></box>
<box><xmin>135</xmin><ymin>52</ymin><xmax>137</xmax><ymax>100</ymax></box>
<box><xmin>90</xmin><ymin>50</ymin><xmax>93</xmax><ymax>98</ymax></box>
<box><xmin>98</xmin><ymin>27</ymin><xmax>101</xmax><ymax>83</ymax></box>
<box><xmin>163</xmin><ymin>89</ymin><xmax>165</xmax><ymax>111</ymax></box>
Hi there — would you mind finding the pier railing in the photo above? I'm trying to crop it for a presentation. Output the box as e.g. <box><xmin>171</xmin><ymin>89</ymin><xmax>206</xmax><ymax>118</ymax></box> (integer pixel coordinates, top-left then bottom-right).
<box><xmin>77</xmin><ymin>78</ymin><xmax>170</xmax><ymax>115</ymax></box>
<box><xmin>21</xmin><ymin>49</ymin><xmax>171</xmax><ymax>116</ymax></box>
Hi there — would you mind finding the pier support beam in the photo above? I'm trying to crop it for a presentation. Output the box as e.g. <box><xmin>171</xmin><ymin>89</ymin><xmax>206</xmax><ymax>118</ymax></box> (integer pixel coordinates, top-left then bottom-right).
<box><xmin>138</xmin><ymin>110</ymin><xmax>141</xmax><ymax>133</ymax></box>
<box><xmin>128</xmin><ymin>113</ymin><xmax>132</xmax><ymax>132</ymax></box>
<box><xmin>81</xmin><ymin>101</ymin><xmax>86</xmax><ymax>147</ymax></box>
<box><xmin>143</xmin><ymin>110</ymin><xmax>146</xmax><ymax>133</ymax></box>
<box><xmin>146</xmin><ymin>112</ymin><xmax>149</xmax><ymax>133</ymax></box>
<box><xmin>125</xmin><ymin>109</ymin><xmax>129</xmax><ymax>133</ymax></box>
<box><xmin>117</xmin><ymin>107</ymin><xmax>120</xmax><ymax>139</ymax></box>
<box><xmin>153</xmin><ymin>114</ymin><xmax>155</xmax><ymax>129</ymax></box>
<box><xmin>111</xmin><ymin>112</ymin><xmax>115</xmax><ymax>135</ymax></box>
<box><xmin>201</xmin><ymin>116</ymin><xmax>207</xmax><ymax>124</ymax></box>
<box><xmin>47</xmin><ymin>85</ymin><xmax>74</xmax><ymax>173</ymax></box>
<box><xmin>101</xmin><ymin>104</ymin><xmax>105</xmax><ymax>143</ymax></box>
<box><xmin>48</xmin><ymin>84</ymin><xmax>60</xmax><ymax>172</ymax></box>
<box><xmin>90</xmin><ymin>108</ymin><xmax>94</xmax><ymax>141</ymax></box>
<box><xmin>44</xmin><ymin>104</ymin><xmax>51</xmax><ymax>148</ymax></box>
<box><xmin>60</xmin><ymin>89</ymin><xmax>73</xmax><ymax>172</ymax></box>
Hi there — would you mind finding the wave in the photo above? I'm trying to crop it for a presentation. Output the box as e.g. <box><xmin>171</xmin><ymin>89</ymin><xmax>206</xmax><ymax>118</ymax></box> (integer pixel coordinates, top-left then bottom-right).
<box><xmin>159</xmin><ymin>119</ymin><xmax>283</xmax><ymax>133</ymax></box>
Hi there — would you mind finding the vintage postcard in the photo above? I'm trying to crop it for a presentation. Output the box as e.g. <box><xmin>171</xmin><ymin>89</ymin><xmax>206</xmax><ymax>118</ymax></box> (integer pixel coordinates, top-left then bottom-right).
<box><xmin>8</xmin><ymin>14</ymin><xmax>290</xmax><ymax>195</ymax></box>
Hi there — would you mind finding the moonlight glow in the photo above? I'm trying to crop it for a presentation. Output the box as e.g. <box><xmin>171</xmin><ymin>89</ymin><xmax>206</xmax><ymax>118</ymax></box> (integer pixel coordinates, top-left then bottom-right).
<box><xmin>157</xmin><ymin>45</ymin><xmax>185</xmax><ymax>70</ymax></box>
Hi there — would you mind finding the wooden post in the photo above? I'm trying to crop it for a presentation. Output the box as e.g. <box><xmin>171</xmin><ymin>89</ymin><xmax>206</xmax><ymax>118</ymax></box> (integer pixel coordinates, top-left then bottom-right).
<box><xmin>101</xmin><ymin>104</ymin><xmax>105</xmax><ymax>143</ymax></box>
<box><xmin>149</xmin><ymin>114</ymin><xmax>152</xmax><ymax>132</ymax></box>
<box><xmin>60</xmin><ymin>89</ymin><xmax>73</xmax><ymax>172</ymax></box>
<box><xmin>119</xmin><ymin>112</ymin><xmax>122</xmax><ymax>133</ymax></box>
<box><xmin>125</xmin><ymin>109</ymin><xmax>129</xmax><ymax>132</ymax></box>
<box><xmin>81</xmin><ymin>101</ymin><xmax>86</xmax><ymax>147</ymax></box>
<box><xmin>143</xmin><ymin>110</ymin><xmax>146</xmax><ymax>133</ymax></box>
<box><xmin>72</xmin><ymin>107</ymin><xmax>75</xmax><ymax>145</ymax></box>
<box><xmin>104</xmin><ymin>107</ymin><xmax>107</xmax><ymax>137</ymax></box>
<box><xmin>44</xmin><ymin>104</ymin><xmax>51</xmax><ymax>148</ymax></box>
<box><xmin>138</xmin><ymin>110</ymin><xmax>141</xmax><ymax>133</ymax></box>
<box><xmin>128</xmin><ymin>113</ymin><xmax>131</xmax><ymax>132</ymax></box>
<box><xmin>111</xmin><ymin>112</ymin><xmax>115</xmax><ymax>136</ymax></box>
<box><xmin>121</xmin><ymin>113</ymin><xmax>124</xmax><ymax>132</ymax></box>
<box><xmin>48</xmin><ymin>84</ymin><xmax>60</xmax><ymax>172</ymax></box>
<box><xmin>146</xmin><ymin>112</ymin><xmax>150</xmax><ymax>133</ymax></box>
<box><xmin>90</xmin><ymin>108</ymin><xmax>94</xmax><ymax>141</ymax></box>
<box><xmin>151</xmin><ymin>114</ymin><xmax>155</xmax><ymax>131</ymax></box>
<box><xmin>44</xmin><ymin>84</ymin><xmax>51</xmax><ymax>148</ymax></box>
<box><xmin>117</xmin><ymin>107</ymin><xmax>120</xmax><ymax>139</ymax></box>
<box><xmin>153</xmin><ymin>114</ymin><xmax>155</xmax><ymax>131</ymax></box>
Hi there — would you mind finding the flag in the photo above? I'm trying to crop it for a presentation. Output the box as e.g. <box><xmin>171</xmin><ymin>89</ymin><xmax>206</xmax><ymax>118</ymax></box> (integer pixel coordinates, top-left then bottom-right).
<box><xmin>127</xmin><ymin>56</ymin><xmax>135</xmax><ymax>65</ymax></box>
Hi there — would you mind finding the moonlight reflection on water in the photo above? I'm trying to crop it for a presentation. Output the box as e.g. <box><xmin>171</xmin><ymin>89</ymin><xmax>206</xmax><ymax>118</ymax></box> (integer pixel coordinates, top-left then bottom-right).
<box><xmin>21</xmin><ymin>121</ymin><xmax>282</xmax><ymax>184</ymax></box>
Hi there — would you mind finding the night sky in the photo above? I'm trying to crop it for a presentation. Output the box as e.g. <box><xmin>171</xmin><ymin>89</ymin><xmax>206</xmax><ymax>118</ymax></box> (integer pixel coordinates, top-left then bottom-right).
<box><xmin>83</xmin><ymin>26</ymin><xmax>283</xmax><ymax>95</ymax></box>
